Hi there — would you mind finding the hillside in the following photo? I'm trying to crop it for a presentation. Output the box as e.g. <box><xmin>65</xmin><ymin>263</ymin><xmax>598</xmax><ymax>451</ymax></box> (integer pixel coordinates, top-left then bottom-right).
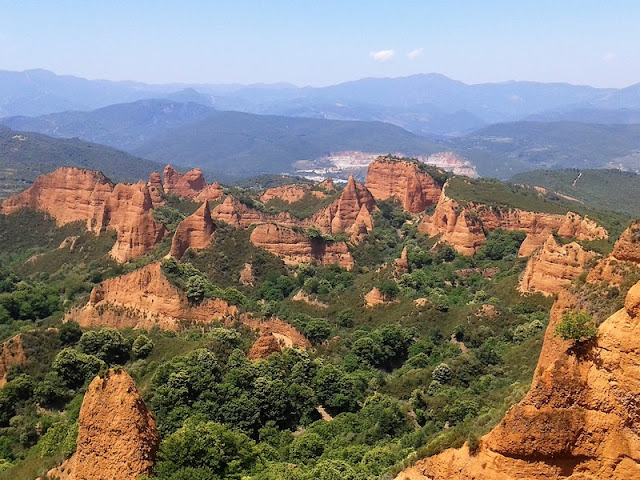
<box><xmin>450</xmin><ymin>121</ymin><xmax>640</xmax><ymax>171</ymax></box>
<box><xmin>510</xmin><ymin>168</ymin><xmax>640</xmax><ymax>217</ymax></box>
<box><xmin>132</xmin><ymin>111</ymin><xmax>444</xmax><ymax>178</ymax></box>
<box><xmin>2</xmin><ymin>99</ymin><xmax>215</xmax><ymax>152</ymax></box>
<box><xmin>0</xmin><ymin>126</ymin><xmax>164</xmax><ymax>198</ymax></box>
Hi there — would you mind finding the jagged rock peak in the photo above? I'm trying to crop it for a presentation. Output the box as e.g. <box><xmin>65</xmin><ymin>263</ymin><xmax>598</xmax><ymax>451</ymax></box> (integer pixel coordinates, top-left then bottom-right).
<box><xmin>169</xmin><ymin>201</ymin><xmax>215</xmax><ymax>259</ymax></box>
<box><xmin>163</xmin><ymin>164</ymin><xmax>207</xmax><ymax>198</ymax></box>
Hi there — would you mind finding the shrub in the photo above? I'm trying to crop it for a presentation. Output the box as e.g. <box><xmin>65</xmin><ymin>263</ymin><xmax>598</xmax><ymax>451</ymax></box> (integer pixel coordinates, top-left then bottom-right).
<box><xmin>79</xmin><ymin>328</ymin><xmax>131</xmax><ymax>364</ymax></box>
<box><xmin>52</xmin><ymin>348</ymin><xmax>105</xmax><ymax>389</ymax></box>
<box><xmin>555</xmin><ymin>311</ymin><xmax>597</xmax><ymax>343</ymax></box>
<box><xmin>59</xmin><ymin>321</ymin><xmax>82</xmax><ymax>345</ymax></box>
<box><xmin>132</xmin><ymin>335</ymin><xmax>154</xmax><ymax>359</ymax></box>
<box><xmin>432</xmin><ymin>363</ymin><xmax>453</xmax><ymax>384</ymax></box>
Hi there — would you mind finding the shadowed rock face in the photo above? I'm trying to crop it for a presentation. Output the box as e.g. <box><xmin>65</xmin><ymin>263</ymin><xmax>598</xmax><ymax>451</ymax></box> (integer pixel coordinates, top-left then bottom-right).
<box><xmin>365</xmin><ymin>157</ymin><xmax>442</xmax><ymax>213</ymax></box>
<box><xmin>1</xmin><ymin>167</ymin><xmax>165</xmax><ymax>262</ymax></box>
<box><xmin>587</xmin><ymin>220</ymin><xmax>640</xmax><ymax>285</ymax></box>
<box><xmin>250</xmin><ymin>223</ymin><xmax>354</xmax><ymax>270</ymax></box>
<box><xmin>397</xmin><ymin>282</ymin><xmax>640</xmax><ymax>480</ymax></box>
<box><xmin>47</xmin><ymin>369</ymin><xmax>159</xmax><ymax>480</ymax></box>
<box><xmin>248</xmin><ymin>333</ymin><xmax>283</xmax><ymax>360</ymax></box>
<box><xmin>519</xmin><ymin>235</ymin><xmax>597</xmax><ymax>296</ymax></box>
<box><xmin>169</xmin><ymin>201</ymin><xmax>215</xmax><ymax>259</ymax></box>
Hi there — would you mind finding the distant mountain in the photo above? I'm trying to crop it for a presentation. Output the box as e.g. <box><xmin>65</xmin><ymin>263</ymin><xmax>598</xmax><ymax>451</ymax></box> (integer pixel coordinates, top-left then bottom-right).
<box><xmin>5</xmin><ymin>69</ymin><xmax>640</xmax><ymax>136</ymax></box>
<box><xmin>510</xmin><ymin>168</ymin><xmax>640</xmax><ymax>217</ymax></box>
<box><xmin>449</xmin><ymin>121</ymin><xmax>640</xmax><ymax>171</ymax></box>
<box><xmin>2</xmin><ymin>99</ymin><xmax>215</xmax><ymax>151</ymax></box>
<box><xmin>0</xmin><ymin>126</ymin><xmax>164</xmax><ymax>198</ymax></box>
<box><xmin>526</xmin><ymin>107</ymin><xmax>640</xmax><ymax>124</ymax></box>
<box><xmin>0</xmin><ymin>69</ymin><xmax>213</xmax><ymax>117</ymax></box>
<box><xmin>132</xmin><ymin>111</ymin><xmax>445</xmax><ymax>178</ymax></box>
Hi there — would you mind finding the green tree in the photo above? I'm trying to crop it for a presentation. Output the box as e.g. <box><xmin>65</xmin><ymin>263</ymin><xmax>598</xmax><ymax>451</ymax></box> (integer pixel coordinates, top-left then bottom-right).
<box><xmin>132</xmin><ymin>334</ymin><xmax>154</xmax><ymax>358</ymax></box>
<box><xmin>432</xmin><ymin>363</ymin><xmax>453</xmax><ymax>384</ymax></box>
<box><xmin>53</xmin><ymin>348</ymin><xmax>105</xmax><ymax>388</ymax></box>
<box><xmin>79</xmin><ymin>328</ymin><xmax>130</xmax><ymax>364</ymax></box>
<box><xmin>555</xmin><ymin>311</ymin><xmax>597</xmax><ymax>343</ymax></box>
<box><xmin>59</xmin><ymin>321</ymin><xmax>82</xmax><ymax>345</ymax></box>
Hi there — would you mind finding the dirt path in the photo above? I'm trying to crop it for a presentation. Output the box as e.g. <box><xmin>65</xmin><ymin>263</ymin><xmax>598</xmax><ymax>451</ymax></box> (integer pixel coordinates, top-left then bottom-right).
<box><xmin>572</xmin><ymin>171</ymin><xmax>582</xmax><ymax>187</ymax></box>
<box><xmin>316</xmin><ymin>405</ymin><xmax>333</xmax><ymax>421</ymax></box>
<box><xmin>450</xmin><ymin>333</ymin><xmax>468</xmax><ymax>354</ymax></box>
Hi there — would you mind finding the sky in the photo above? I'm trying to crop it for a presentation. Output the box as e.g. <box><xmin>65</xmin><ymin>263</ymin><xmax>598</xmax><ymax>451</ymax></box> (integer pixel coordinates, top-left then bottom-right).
<box><xmin>0</xmin><ymin>0</ymin><xmax>638</xmax><ymax>88</ymax></box>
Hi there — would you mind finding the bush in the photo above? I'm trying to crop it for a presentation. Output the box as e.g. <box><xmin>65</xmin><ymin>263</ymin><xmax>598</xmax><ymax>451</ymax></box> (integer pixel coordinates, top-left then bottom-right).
<box><xmin>432</xmin><ymin>363</ymin><xmax>453</xmax><ymax>384</ymax></box>
<box><xmin>53</xmin><ymin>348</ymin><xmax>105</xmax><ymax>388</ymax></box>
<box><xmin>79</xmin><ymin>328</ymin><xmax>131</xmax><ymax>364</ymax></box>
<box><xmin>132</xmin><ymin>335</ymin><xmax>154</xmax><ymax>359</ymax></box>
<box><xmin>59</xmin><ymin>321</ymin><xmax>82</xmax><ymax>345</ymax></box>
<box><xmin>555</xmin><ymin>311</ymin><xmax>597</xmax><ymax>343</ymax></box>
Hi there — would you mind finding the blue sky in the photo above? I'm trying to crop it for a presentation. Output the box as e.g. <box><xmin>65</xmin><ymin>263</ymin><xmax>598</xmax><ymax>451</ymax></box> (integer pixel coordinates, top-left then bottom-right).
<box><xmin>0</xmin><ymin>0</ymin><xmax>638</xmax><ymax>87</ymax></box>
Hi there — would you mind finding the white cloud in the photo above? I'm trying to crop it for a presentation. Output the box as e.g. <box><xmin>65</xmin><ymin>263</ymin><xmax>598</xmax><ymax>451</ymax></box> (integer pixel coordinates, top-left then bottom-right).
<box><xmin>407</xmin><ymin>48</ymin><xmax>423</xmax><ymax>60</ymax></box>
<box><xmin>369</xmin><ymin>49</ymin><xmax>395</xmax><ymax>63</ymax></box>
<box><xmin>602</xmin><ymin>52</ymin><xmax>615</xmax><ymax>62</ymax></box>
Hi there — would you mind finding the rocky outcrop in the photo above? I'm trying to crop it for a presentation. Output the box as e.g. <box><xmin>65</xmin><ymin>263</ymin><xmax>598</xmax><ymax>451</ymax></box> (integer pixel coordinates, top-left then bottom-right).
<box><xmin>66</xmin><ymin>262</ymin><xmax>238</xmax><ymax>331</ymax></box>
<box><xmin>211</xmin><ymin>195</ymin><xmax>267</xmax><ymax>227</ymax></box>
<box><xmin>365</xmin><ymin>157</ymin><xmax>442</xmax><ymax>213</ymax></box>
<box><xmin>247</xmin><ymin>333</ymin><xmax>283</xmax><ymax>360</ymax></box>
<box><xmin>162</xmin><ymin>165</ymin><xmax>207</xmax><ymax>198</ymax></box>
<box><xmin>309</xmin><ymin>175</ymin><xmax>375</xmax><ymax>234</ymax></box>
<box><xmin>239</xmin><ymin>262</ymin><xmax>255</xmax><ymax>286</ymax></box>
<box><xmin>394</xmin><ymin>246</ymin><xmax>410</xmax><ymax>275</ymax></box>
<box><xmin>346</xmin><ymin>204</ymin><xmax>374</xmax><ymax>242</ymax></box>
<box><xmin>101</xmin><ymin>182</ymin><xmax>166</xmax><ymax>263</ymax></box>
<box><xmin>194</xmin><ymin>182</ymin><xmax>224</xmax><ymax>202</ymax></box>
<box><xmin>397</xmin><ymin>283</ymin><xmax>640</xmax><ymax>480</ymax></box>
<box><xmin>250</xmin><ymin>223</ymin><xmax>354</xmax><ymax>270</ymax></box>
<box><xmin>169</xmin><ymin>202</ymin><xmax>215</xmax><ymax>259</ymax></box>
<box><xmin>1</xmin><ymin>167</ymin><xmax>113</xmax><ymax>225</ymax></box>
<box><xmin>0</xmin><ymin>334</ymin><xmax>26</xmax><ymax>388</ymax></box>
<box><xmin>587</xmin><ymin>221</ymin><xmax>640</xmax><ymax>285</ymax></box>
<box><xmin>419</xmin><ymin>190</ymin><xmax>608</xmax><ymax>256</ymax></box>
<box><xmin>419</xmin><ymin>193</ymin><xmax>486</xmax><ymax>255</ymax></box>
<box><xmin>519</xmin><ymin>235</ymin><xmax>597</xmax><ymax>296</ymax></box>
<box><xmin>260</xmin><ymin>184</ymin><xmax>312</xmax><ymax>203</ymax></box>
<box><xmin>47</xmin><ymin>369</ymin><xmax>159</xmax><ymax>480</ymax></box>
<box><xmin>292</xmin><ymin>290</ymin><xmax>328</xmax><ymax>308</ymax></box>
<box><xmin>243</xmin><ymin>317</ymin><xmax>311</xmax><ymax>349</ymax></box>
<box><xmin>1</xmin><ymin>168</ymin><xmax>165</xmax><ymax>262</ymax></box>
<box><xmin>147</xmin><ymin>171</ymin><xmax>164</xmax><ymax>207</ymax></box>
<box><xmin>365</xmin><ymin>287</ymin><xmax>387</xmax><ymax>307</ymax></box>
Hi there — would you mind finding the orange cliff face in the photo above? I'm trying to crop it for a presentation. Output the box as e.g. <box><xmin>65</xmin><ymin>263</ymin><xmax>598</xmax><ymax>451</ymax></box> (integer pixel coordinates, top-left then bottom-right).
<box><xmin>397</xmin><ymin>282</ymin><xmax>640</xmax><ymax>480</ymax></box>
<box><xmin>147</xmin><ymin>171</ymin><xmax>164</xmax><ymax>207</ymax></box>
<box><xmin>365</xmin><ymin>157</ymin><xmax>442</xmax><ymax>213</ymax></box>
<box><xmin>169</xmin><ymin>201</ymin><xmax>215</xmax><ymax>259</ymax></box>
<box><xmin>102</xmin><ymin>182</ymin><xmax>166</xmax><ymax>263</ymax></box>
<box><xmin>308</xmin><ymin>175</ymin><xmax>375</xmax><ymax>234</ymax></box>
<box><xmin>46</xmin><ymin>369</ymin><xmax>159</xmax><ymax>480</ymax></box>
<box><xmin>1</xmin><ymin>168</ymin><xmax>165</xmax><ymax>263</ymax></box>
<box><xmin>0</xmin><ymin>334</ymin><xmax>27</xmax><ymax>388</ymax></box>
<box><xmin>519</xmin><ymin>235</ymin><xmax>597</xmax><ymax>296</ymax></box>
<box><xmin>419</xmin><ymin>190</ymin><xmax>608</xmax><ymax>256</ymax></box>
<box><xmin>249</xmin><ymin>223</ymin><xmax>354</xmax><ymax>270</ymax></box>
<box><xmin>66</xmin><ymin>262</ymin><xmax>238</xmax><ymax>331</ymax></box>
<box><xmin>162</xmin><ymin>164</ymin><xmax>207</xmax><ymax>198</ymax></box>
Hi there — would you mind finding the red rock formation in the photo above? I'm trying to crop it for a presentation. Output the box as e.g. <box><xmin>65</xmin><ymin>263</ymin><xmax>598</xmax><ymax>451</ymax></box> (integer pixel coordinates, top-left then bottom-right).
<box><xmin>247</xmin><ymin>333</ymin><xmax>283</xmax><ymax>360</ymax></box>
<box><xmin>194</xmin><ymin>182</ymin><xmax>224</xmax><ymax>202</ymax></box>
<box><xmin>587</xmin><ymin>221</ymin><xmax>640</xmax><ymax>285</ymax></box>
<box><xmin>346</xmin><ymin>204</ymin><xmax>374</xmax><ymax>242</ymax></box>
<box><xmin>309</xmin><ymin>175</ymin><xmax>375</xmax><ymax>234</ymax></box>
<box><xmin>242</xmin><ymin>317</ymin><xmax>311</xmax><ymax>349</ymax></box>
<box><xmin>102</xmin><ymin>182</ymin><xmax>166</xmax><ymax>263</ymax></box>
<box><xmin>397</xmin><ymin>283</ymin><xmax>640</xmax><ymax>480</ymax></box>
<box><xmin>1</xmin><ymin>168</ymin><xmax>165</xmax><ymax>262</ymax></box>
<box><xmin>162</xmin><ymin>165</ymin><xmax>207</xmax><ymax>198</ymax></box>
<box><xmin>365</xmin><ymin>157</ymin><xmax>442</xmax><ymax>213</ymax></box>
<box><xmin>169</xmin><ymin>202</ymin><xmax>215</xmax><ymax>259</ymax></box>
<box><xmin>364</xmin><ymin>287</ymin><xmax>387</xmax><ymax>307</ymax></box>
<box><xmin>67</xmin><ymin>262</ymin><xmax>238</xmax><ymax>331</ymax></box>
<box><xmin>1</xmin><ymin>167</ymin><xmax>113</xmax><ymax>225</ymax></box>
<box><xmin>419</xmin><ymin>191</ymin><xmax>608</xmax><ymax>256</ymax></box>
<box><xmin>519</xmin><ymin>235</ymin><xmax>597</xmax><ymax>296</ymax></box>
<box><xmin>211</xmin><ymin>195</ymin><xmax>267</xmax><ymax>228</ymax></box>
<box><xmin>147</xmin><ymin>171</ymin><xmax>164</xmax><ymax>207</ymax></box>
<box><xmin>0</xmin><ymin>334</ymin><xmax>26</xmax><ymax>388</ymax></box>
<box><xmin>250</xmin><ymin>223</ymin><xmax>354</xmax><ymax>269</ymax></box>
<box><xmin>239</xmin><ymin>262</ymin><xmax>255</xmax><ymax>286</ymax></box>
<box><xmin>48</xmin><ymin>369</ymin><xmax>159</xmax><ymax>480</ymax></box>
